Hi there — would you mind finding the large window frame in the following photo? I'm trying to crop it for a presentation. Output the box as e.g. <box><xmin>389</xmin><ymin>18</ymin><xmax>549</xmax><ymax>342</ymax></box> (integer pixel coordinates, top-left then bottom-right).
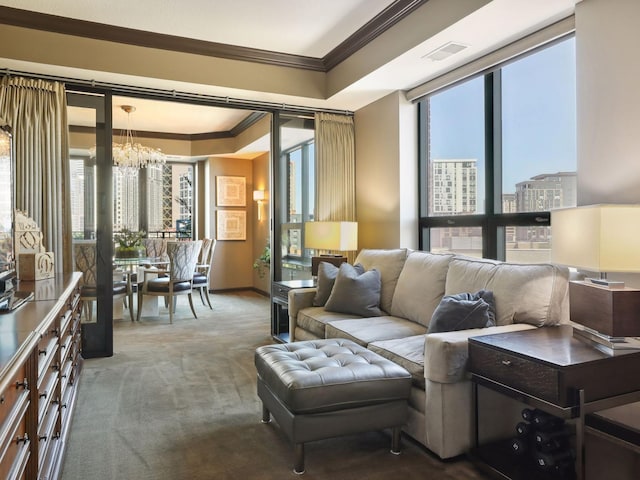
<box><xmin>418</xmin><ymin>35</ymin><xmax>576</xmax><ymax>261</ymax></box>
<box><xmin>279</xmin><ymin>138</ymin><xmax>315</xmax><ymax>277</ymax></box>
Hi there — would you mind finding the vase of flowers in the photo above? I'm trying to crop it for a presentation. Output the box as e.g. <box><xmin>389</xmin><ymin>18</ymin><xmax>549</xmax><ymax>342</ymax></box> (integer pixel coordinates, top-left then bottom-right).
<box><xmin>114</xmin><ymin>228</ymin><xmax>146</xmax><ymax>258</ymax></box>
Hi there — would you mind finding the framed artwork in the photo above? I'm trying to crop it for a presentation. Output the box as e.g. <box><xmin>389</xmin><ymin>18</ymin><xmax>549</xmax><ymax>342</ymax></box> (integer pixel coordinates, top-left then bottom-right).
<box><xmin>216</xmin><ymin>210</ymin><xmax>246</xmax><ymax>240</ymax></box>
<box><xmin>216</xmin><ymin>175</ymin><xmax>246</xmax><ymax>207</ymax></box>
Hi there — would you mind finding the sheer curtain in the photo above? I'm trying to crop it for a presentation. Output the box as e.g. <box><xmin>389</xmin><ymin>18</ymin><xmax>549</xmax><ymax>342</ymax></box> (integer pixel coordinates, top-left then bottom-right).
<box><xmin>314</xmin><ymin>112</ymin><xmax>357</xmax><ymax>261</ymax></box>
<box><xmin>0</xmin><ymin>76</ymin><xmax>72</xmax><ymax>273</ymax></box>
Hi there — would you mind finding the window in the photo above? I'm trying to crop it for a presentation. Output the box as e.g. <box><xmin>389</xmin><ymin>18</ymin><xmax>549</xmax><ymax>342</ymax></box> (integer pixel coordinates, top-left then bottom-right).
<box><xmin>419</xmin><ymin>36</ymin><xmax>576</xmax><ymax>262</ymax></box>
<box><xmin>281</xmin><ymin>141</ymin><xmax>314</xmax><ymax>259</ymax></box>
<box><xmin>70</xmin><ymin>161</ymin><xmax>194</xmax><ymax>240</ymax></box>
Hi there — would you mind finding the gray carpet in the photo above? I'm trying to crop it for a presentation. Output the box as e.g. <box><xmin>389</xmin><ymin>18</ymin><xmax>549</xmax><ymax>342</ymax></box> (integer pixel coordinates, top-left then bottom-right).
<box><xmin>60</xmin><ymin>291</ymin><xmax>488</xmax><ymax>480</ymax></box>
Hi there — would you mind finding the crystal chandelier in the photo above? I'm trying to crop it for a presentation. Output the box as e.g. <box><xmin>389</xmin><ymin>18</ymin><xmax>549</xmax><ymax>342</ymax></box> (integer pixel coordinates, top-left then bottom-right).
<box><xmin>89</xmin><ymin>105</ymin><xmax>166</xmax><ymax>172</ymax></box>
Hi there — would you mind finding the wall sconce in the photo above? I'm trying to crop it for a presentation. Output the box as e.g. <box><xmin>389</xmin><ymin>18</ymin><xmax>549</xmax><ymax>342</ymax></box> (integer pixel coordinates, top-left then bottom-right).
<box><xmin>253</xmin><ymin>190</ymin><xmax>266</xmax><ymax>221</ymax></box>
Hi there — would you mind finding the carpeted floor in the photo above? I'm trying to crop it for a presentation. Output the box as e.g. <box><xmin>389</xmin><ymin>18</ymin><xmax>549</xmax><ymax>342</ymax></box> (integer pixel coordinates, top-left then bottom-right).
<box><xmin>60</xmin><ymin>291</ymin><xmax>489</xmax><ymax>480</ymax></box>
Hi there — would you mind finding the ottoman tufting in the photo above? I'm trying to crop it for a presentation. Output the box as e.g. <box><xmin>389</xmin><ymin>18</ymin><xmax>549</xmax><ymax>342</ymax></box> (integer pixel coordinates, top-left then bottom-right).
<box><xmin>255</xmin><ymin>338</ymin><xmax>412</xmax><ymax>474</ymax></box>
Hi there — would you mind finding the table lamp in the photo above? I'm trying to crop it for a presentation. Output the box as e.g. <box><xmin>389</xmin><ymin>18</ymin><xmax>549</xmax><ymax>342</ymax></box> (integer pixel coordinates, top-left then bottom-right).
<box><xmin>304</xmin><ymin>221</ymin><xmax>358</xmax><ymax>276</ymax></box>
<box><xmin>551</xmin><ymin>204</ymin><xmax>640</xmax><ymax>339</ymax></box>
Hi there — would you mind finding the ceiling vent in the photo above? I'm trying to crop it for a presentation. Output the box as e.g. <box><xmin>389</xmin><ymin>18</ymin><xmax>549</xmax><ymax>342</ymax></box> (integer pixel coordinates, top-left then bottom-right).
<box><xmin>422</xmin><ymin>42</ymin><xmax>468</xmax><ymax>61</ymax></box>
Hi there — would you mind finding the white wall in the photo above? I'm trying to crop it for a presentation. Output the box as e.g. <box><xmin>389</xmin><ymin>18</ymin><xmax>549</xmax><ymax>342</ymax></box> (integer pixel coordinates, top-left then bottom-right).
<box><xmin>576</xmin><ymin>0</ymin><xmax>640</xmax><ymax>205</ymax></box>
<box><xmin>575</xmin><ymin>0</ymin><xmax>640</xmax><ymax>287</ymax></box>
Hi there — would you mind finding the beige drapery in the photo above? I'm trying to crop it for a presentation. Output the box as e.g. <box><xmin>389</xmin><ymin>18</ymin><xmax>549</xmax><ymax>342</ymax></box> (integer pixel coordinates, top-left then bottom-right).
<box><xmin>0</xmin><ymin>76</ymin><xmax>72</xmax><ymax>273</ymax></box>
<box><xmin>314</xmin><ymin>112</ymin><xmax>356</xmax><ymax>261</ymax></box>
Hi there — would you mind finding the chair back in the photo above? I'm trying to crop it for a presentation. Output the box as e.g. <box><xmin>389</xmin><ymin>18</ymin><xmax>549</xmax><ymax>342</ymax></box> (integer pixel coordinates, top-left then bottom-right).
<box><xmin>143</xmin><ymin>238</ymin><xmax>168</xmax><ymax>261</ymax></box>
<box><xmin>167</xmin><ymin>240</ymin><xmax>202</xmax><ymax>282</ymax></box>
<box><xmin>198</xmin><ymin>238</ymin><xmax>216</xmax><ymax>268</ymax></box>
<box><xmin>74</xmin><ymin>242</ymin><xmax>97</xmax><ymax>287</ymax></box>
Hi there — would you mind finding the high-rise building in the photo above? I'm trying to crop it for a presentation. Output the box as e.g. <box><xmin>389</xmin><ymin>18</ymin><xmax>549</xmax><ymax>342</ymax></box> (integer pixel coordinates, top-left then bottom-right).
<box><xmin>515</xmin><ymin>172</ymin><xmax>576</xmax><ymax>212</ymax></box>
<box><xmin>429</xmin><ymin>159</ymin><xmax>479</xmax><ymax>252</ymax></box>
<box><xmin>147</xmin><ymin>164</ymin><xmax>164</xmax><ymax>232</ymax></box>
<box><xmin>430</xmin><ymin>159</ymin><xmax>477</xmax><ymax>215</ymax></box>
<box><xmin>113</xmin><ymin>167</ymin><xmax>139</xmax><ymax>231</ymax></box>
<box><xmin>513</xmin><ymin>172</ymin><xmax>576</xmax><ymax>243</ymax></box>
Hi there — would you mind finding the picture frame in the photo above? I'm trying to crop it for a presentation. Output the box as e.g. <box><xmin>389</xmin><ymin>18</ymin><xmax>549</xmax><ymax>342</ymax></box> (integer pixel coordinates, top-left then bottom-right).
<box><xmin>216</xmin><ymin>210</ymin><xmax>246</xmax><ymax>241</ymax></box>
<box><xmin>216</xmin><ymin>175</ymin><xmax>246</xmax><ymax>207</ymax></box>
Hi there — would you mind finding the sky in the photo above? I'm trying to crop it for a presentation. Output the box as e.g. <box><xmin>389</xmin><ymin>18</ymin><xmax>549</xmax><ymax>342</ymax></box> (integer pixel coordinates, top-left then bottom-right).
<box><xmin>429</xmin><ymin>37</ymin><xmax>576</xmax><ymax>205</ymax></box>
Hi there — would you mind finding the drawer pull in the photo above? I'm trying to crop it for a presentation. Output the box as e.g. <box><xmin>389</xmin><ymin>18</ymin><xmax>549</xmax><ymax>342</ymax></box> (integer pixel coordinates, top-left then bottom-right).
<box><xmin>16</xmin><ymin>434</ymin><xmax>29</xmax><ymax>445</ymax></box>
<box><xmin>501</xmin><ymin>360</ymin><xmax>512</xmax><ymax>367</ymax></box>
<box><xmin>39</xmin><ymin>349</ymin><xmax>47</xmax><ymax>356</ymax></box>
<box><xmin>16</xmin><ymin>378</ymin><xmax>28</xmax><ymax>390</ymax></box>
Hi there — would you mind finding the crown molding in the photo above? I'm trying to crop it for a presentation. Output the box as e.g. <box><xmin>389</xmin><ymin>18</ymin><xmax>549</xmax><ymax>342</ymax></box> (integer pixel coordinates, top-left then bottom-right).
<box><xmin>0</xmin><ymin>1</ymin><xmax>428</xmax><ymax>72</ymax></box>
<box><xmin>323</xmin><ymin>0</ymin><xmax>429</xmax><ymax>70</ymax></box>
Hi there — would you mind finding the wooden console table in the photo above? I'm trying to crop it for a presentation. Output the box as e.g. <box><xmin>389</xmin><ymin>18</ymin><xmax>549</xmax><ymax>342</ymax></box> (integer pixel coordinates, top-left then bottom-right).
<box><xmin>468</xmin><ymin>325</ymin><xmax>640</xmax><ymax>480</ymax></box>
<box><xmin>0</xmin><ymin>273</ymin><xmax>83</xmax><ymax>480</ymax></box>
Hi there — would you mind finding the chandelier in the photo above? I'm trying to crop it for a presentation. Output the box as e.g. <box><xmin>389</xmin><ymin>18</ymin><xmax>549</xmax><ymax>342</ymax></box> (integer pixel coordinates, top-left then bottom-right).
<box><xmin>89</xmin><ymin>105</ymin><xmax>166</xmax><ymax>172</ymax></box>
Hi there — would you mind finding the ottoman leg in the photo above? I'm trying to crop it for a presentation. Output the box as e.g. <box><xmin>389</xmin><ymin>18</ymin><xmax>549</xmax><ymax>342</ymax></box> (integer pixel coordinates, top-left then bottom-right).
<box><xmin>293</xmin><ymin>443</ymin><xmax>305</xmax><ymax>475</ymax></box>
<box><xmin>261</xmin><ymin>404</ymin><xmax>271</xmax><ymax>424</ymax></box>
<box><xmin>390</xmin><ymin>426</ymin><xmax>402</xmax><ymax>455</ymax></box>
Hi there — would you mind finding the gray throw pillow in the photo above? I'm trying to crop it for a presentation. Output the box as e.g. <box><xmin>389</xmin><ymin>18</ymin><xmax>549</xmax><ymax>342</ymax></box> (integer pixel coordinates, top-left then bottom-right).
<box><xmin>313</xmin><ymin>262</ymin><xmax>364</xmax><ymax>306</ymax></box>
<box><xmin>428</xmin><ymin>290</ymin><xmax>496</xmax><ymax>334</ymax></box>
<box><xmin>324</xmin><ymin>263</ymin><xmax>382</xmax><ymax>317</ymax></box>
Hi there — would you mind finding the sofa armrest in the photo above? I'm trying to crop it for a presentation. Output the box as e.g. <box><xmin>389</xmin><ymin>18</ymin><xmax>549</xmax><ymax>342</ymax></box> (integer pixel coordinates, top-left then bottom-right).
<box><xmin>288</xmin><ymin>288</ymin><xmax>317</xmax><ymax>336</ymax></box>
<box><xmin>424</xmin><ymin>324</ymin><xmax>536</xmax><ymax>384</ymax></box>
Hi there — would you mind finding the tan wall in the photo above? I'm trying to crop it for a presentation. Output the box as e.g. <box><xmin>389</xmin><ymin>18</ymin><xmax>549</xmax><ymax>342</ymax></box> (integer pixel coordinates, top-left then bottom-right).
<box><xmin>0</xmin><ymin>24</ymin><xmax>325</xmax><ymax>100</ymax></box>
<box><xmin>207</xmin><ymin>156</ymin><xmax>254</xmax><ymax>291</ymax></box>
<box><xmin>354</xmin><ymin>91</ymin><xmax>418</xmax><ymax>250</ymax></box>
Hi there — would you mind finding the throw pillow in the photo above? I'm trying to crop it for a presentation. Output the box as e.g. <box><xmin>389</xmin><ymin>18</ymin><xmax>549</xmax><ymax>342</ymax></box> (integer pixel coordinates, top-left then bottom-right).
<box><xmin>313</xmin><ymin>262</ymin><xmax>364</xmax><ymax>306</ymax></box>
<box><xmin>428</xmin><ymin>289</ymin><xmax>496</xmax><ymax>334</ymax></box>
<box><xmin>324</xmin><ymin>263</ymin><xmax>383</xmax><ymax>317</ymax></box>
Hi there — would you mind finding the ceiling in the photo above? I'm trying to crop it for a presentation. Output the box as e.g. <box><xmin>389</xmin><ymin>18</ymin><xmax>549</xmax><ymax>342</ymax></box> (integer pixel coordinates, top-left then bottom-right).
<box><xmin>0</xmin><ymin>0</ymin><xmax>577</xmax><ymax>136</ymax></box>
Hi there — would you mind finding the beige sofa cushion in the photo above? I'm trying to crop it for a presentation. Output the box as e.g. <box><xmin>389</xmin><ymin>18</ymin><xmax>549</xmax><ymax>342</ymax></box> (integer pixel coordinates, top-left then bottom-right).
<box><xmin>444</xmin><ymin>257</ymin><xmax>500</xmax><ymax>297</ymax></box>
<box><xmin>325</xmin><ymin>316</ymin><xmax>427</xmax><ymax>347</ymax></box>
<box><xmin>445</xmin><ymin>256</ymin><xmax>569</xmax><ymax>327</ymax></box>
<box><xmin>486</xmin><ymin>262</ymin><xmax>570</xmax><ymax>326</ymax></box>
<box><xmin>390</xmin><ymin>251</ymin><xmax>453</xmax><ymax>327</ymax></box>
<box><xmin>369</xmin><ymin>335</ymin><xmax>427</xmax><ymax>389</ymax></box>
<box><xmin>296</xmin><ymin>307</ymin><xmax>361</xmax><ymax>338</ymax></box>
<box><xmin>354</xmin><ymin>248</ymin><xmax>408</xmax><ymax>314</ymax></box>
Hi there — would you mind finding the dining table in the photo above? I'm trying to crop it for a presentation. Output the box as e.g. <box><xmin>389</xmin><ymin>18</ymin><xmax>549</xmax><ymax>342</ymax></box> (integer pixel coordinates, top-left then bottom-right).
<box><xmin>113</xmin><ymin>256</ymin><xmax>169</xmax><ymax>320</ymax></box>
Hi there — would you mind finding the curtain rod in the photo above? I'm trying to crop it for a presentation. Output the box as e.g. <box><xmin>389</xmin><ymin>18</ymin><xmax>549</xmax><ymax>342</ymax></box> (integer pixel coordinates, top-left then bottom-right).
<box><xmin>1</xmin><ymin>68</ymin><xmax>354</xmax><ymax>117</ymax></box>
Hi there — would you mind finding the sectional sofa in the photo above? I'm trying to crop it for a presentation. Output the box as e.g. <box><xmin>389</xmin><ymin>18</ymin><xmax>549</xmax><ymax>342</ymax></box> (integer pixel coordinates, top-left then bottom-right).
<box><xmin>287</xmin><ymin>249</ymin><xmax>570</xmax><ymax>459</ymax></box>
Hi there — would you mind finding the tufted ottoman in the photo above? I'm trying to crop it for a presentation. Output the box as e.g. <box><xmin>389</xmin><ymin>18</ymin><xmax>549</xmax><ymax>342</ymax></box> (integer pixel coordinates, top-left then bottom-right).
<box><xmin>255</xmin><ymin>338</ymin><xmax>411</xmax><ymax>474</ymax></box>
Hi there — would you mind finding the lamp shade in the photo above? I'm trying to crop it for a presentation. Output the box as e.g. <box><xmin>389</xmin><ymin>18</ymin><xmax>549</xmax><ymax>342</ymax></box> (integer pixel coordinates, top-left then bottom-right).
<box><xmin>551</xmin><ymin>204</ymin><xmax>640</xmax><ymax>273</ymax></box>
<box><xmin>304</xmin><ymin>222</ymin><xmax>358</xmax><ymax>251</ymax></box>
<box><xmin>253</xmin><ymin>190</ymin><xmax>266</xmax><ymax>201</ymax></box>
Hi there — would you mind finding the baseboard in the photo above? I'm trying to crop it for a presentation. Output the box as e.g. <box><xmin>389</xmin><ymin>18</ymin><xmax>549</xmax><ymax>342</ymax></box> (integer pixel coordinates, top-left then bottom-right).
<box><xmin>210</xmin><ymin>287</ymin><xmax>269</xmax><ymax>297</ymax></box>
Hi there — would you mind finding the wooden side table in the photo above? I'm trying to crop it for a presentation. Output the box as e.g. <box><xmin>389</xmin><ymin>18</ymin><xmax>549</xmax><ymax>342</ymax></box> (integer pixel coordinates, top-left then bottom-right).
<box><xmin>468</xmin><ymin>325</ymin><xmax>640</xmax><ymax>480</ymax></box>
<box><xmin>271</xmin><ymin>279</ymin><xmax>315</xmax><ymax>343</ymax></box>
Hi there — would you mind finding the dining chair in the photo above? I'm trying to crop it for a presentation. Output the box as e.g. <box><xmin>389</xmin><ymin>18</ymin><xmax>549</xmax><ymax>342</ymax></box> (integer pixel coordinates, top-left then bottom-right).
<box><xmin>193</xmin><ymin>238</ymin><xmax>216</xmax><ymax>309</ymax></box>
<box><xmin>136</xmin><ymin>240</ymin><xmax>202</xmax><ymax>323</ymax></box>
<box><xmin>74</xmin><ymin>242</ymin><xmax>130</xmax><ymax>322</ymax></box>
<box><xmin>142</xmin><ymin>238</ymin><xmax>169</xmax><ymax>263</ymax></box>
